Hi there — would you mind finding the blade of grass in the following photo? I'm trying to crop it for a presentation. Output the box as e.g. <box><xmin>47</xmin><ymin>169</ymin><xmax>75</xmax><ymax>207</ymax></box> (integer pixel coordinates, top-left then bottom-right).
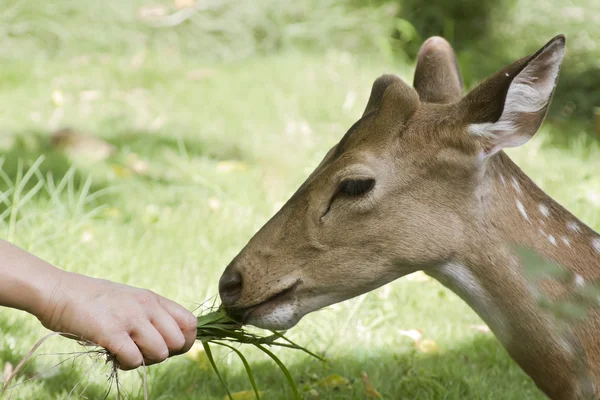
<box><xmin>268</xmin><ymin>330</ymin><xmax>326</xmax><ymax>362</ymax></box>
<box><xmin>201</xmin><ymin>342</ymin><xmax>233</xmax><ymax>400</ymax></box>
<box><xmin>254</xmin><ymin>343</ymin><xmax>300</xmax><ymax>400</ymax></box>
<box><xmin>214</xmin><ymin>342</ymin><xmax>262</xmax><ymax>399</ymax></box>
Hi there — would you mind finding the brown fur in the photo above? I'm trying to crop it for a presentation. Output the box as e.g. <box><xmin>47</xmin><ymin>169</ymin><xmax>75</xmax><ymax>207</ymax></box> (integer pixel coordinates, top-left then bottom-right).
<box><xmin>219</xmin><ymin>34</ymin><xmax>600</xmax><ymax>399</ymax></box>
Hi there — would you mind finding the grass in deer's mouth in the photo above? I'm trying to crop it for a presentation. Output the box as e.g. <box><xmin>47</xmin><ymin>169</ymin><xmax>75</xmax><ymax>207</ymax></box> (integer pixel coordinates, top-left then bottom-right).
<box><xmin>196</xmin><ymin>307</ymin><xmax>326</xmax><ymax>400</ymax></box>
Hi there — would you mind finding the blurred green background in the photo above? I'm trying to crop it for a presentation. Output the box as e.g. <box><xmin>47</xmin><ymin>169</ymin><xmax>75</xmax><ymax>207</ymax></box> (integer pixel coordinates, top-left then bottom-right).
<box><xmin>0</xmin><ymin>0</ymin><xmax>598</xmax><ymax>399</ymax></box>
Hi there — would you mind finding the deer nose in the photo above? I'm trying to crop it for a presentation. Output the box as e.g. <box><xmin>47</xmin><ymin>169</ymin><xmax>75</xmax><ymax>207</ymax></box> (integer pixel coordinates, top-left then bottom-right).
<box><xmin>219</xmin><ymin>269</ymin><xmax>243</xmax><ymax>306</ymax></box>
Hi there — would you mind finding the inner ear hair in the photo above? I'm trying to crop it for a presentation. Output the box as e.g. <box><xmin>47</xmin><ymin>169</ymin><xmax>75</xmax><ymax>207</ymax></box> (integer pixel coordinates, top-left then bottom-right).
<box><xmin>460</xmin><ymin>35</ymin><xmax>565</xmax><ymax>156</ymax></box>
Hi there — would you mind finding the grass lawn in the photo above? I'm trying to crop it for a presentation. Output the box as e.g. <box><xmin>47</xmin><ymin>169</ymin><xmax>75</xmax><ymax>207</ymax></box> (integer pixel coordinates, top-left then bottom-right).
<box><xmin>1</xmin><ymin>1</ymin><xmax>600</xmax><ymax>399</ymax></box>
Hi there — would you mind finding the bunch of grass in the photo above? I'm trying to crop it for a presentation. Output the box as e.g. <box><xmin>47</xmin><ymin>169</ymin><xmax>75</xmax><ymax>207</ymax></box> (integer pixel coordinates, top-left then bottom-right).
<box><xmin>195</xmin><ymin>307</ymin><xmax>325</xmax><ymax>400</ymax></box>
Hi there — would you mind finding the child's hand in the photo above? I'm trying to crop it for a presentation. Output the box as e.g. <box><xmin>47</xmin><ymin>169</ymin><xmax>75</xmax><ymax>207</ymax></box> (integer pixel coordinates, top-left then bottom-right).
<box><xmin>36</xmin><ymin>272</ymin><xmax>198</xmax><ymax>370</ymax></box>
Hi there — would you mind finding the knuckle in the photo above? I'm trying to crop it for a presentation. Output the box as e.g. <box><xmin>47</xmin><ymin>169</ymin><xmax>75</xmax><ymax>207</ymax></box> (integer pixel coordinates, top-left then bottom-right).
<box><xmin>103</xmin><ymin>335</ymin><xmax>124</xmax><ymax>355</ymax></box>
<box><xmin>182</xmin><ymin>313</ymin><xmax>198</xmax><ymax>332</ymax></box>
<box><xmin>137</xmin><ymin>290</ymin><xmax>157</xmax><ymax>306</ymax></box>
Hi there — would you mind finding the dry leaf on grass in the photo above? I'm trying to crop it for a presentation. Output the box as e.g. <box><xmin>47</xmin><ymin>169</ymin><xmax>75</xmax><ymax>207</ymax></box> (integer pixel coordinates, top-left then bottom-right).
<box><xmin>416</xmin><ymin>339</ymin><xmax>440</xmax><ymax>353</ymax></box>
<box><xmin>398</xmin><ymin>329</ymin><xmax>440</xmax><ymax>353</ymax></box>
<box><xmin>226</xmin><ymin>390</ymin><xmax>264</xmax><ymax>400</ymax></box>
<box><xmin>317</xmin><ymin>374</ymin><xmax>351</xmax><ymax>389</ymax></box>
<box><xmin>208</xmin><ymin>197</ymin><xmax>221</xmax><ymax>210</ymax></box>
<box><xmin>397</xmin><ymin>329</ymin><xmax>422</xmax><ymax>342</ymax></box>
<box><xmin>361</xmin><ymin>371</ymin><xmax>382</xmax><ymax>399</ymax></box>
<box><xmin>110</xmin><ymin>164</ymin><xmax>132</xmax><ymax>178</ymax></box>
<box><xmin>174</xmin><ymin>0</ymin><xmax>196</xmax><ymax>9</ymax></box>
<box><xmin>3</xmin><ymin>362</ymin><xmax>13</xmax><ymax>383</ymax></box>
<box><xmin>51</xmin><ymin>90</ymin><xmax>64</xmax><ymax>107</ymax></box>
<box><xmin>81</xmin><ymin>230</ymin><xmax>93</xmax><ymax>243</ymax></box>
<box><xmin>469</xmin><ymin>324</ymin><xmax>491</xmax><ymax>333</ymax></box>
<box><xmin>126</xmin><ymin>153</ymin><xmax>150</xmax><ymax>175</ymax></box>
<box><xmin>216</xmin><ymin>160</ymin><xmax>248</xmax><ymax>173</ymax></box>
<box><xmin>51</xmin><ymin>128</ymin><xmax>116</xmax><ymax>162</ymax></box>
<box><xmin>137</xmin><ymin>5</ymin><xmax>168</xmax><ymax>19</ymax></box>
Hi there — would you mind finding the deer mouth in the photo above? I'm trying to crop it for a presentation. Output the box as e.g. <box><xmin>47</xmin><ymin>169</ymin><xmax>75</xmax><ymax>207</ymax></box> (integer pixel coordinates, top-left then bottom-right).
<box><xmin>226</xmin><ymin>280</ymin><xmax>301</xmax><ymax>325</ymax></box>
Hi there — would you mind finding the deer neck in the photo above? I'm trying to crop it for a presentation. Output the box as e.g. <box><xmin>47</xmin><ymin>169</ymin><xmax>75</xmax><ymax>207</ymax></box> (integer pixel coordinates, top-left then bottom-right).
<box><xmin>486</xmin><ymin>152</ymin><xmax>600</xmax><ymax>272</ymax></box>
<box><xmin>428</xmin><ymin>151</ymin><xmax>600</xmax><ymax>398</ymax></box>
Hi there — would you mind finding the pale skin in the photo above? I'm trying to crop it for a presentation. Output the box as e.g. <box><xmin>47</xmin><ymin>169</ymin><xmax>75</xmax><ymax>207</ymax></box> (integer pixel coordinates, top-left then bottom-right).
<box><xmin>0</xmin><ymin>239</ymin><xmax>197</xmax><ymax>370</ymax></box>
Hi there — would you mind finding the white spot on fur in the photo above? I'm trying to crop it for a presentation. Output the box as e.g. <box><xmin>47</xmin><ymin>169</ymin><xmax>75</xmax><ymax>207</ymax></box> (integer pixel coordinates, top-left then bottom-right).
<box><xmin>574</xmin><ymin>274</ymin><xmax>585</xmax><ymax>287</ymax></box>
<box><xmin>505</xmin><ymin>72</ymin><xmax>510</xmax><ymax>77</ymax></box>
<box><xmin>561</xmin><ymin>236</ymin><xmax>571</xmax><ymax>247</ymax></box>
<box><xmin>467</xmin><ymin>42</ymin><xmax>564</xmax><ymax>155</ymax></box>
<box><xmin>512</xmin><ymin>177</ymin><xmax>521</xmax><ymax>193</ymax></box>
<box><xmin>500</xmin><ymin>175</ymin><xmax>506</xmax><ymax>186</ymax></box>
<box><xmin>548</xmin><ymin>235</ymin><xmax>557</xmax><ymax>246</ymax></box>
<box><xmin>516</xmin><ymin>200</ymin><xmax>529</xmax><ymax>221</ymax></box>
<box><xmin>568</xmin><ymin>222</ymin><xmax>581</xmax><ymax>233</ymax></box>
<box><xmin>538</xmin><ymin>227</ymin><xmax>546</xmax><ymax>236</ymax></box>
<box><xmin>593</xmin><ymin>238</ymin><xmax>600</xmax><ymax>253</ymax></box>
<box><xmin>538</xmin><ymin>204</ymin><xmax>549</xmax><ymax>217</ymax></box>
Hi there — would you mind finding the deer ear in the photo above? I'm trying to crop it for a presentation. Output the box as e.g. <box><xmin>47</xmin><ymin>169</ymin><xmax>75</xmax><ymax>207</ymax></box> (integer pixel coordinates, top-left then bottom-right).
<box><xmin>461</xmin><ymin>34</ymin><xmax>565</xmax><ymax>157</ymax></box>
<box><xmin>413</xmin><ymin>36</ymin><xmax>464</xmax><ymax>104</ymax></box>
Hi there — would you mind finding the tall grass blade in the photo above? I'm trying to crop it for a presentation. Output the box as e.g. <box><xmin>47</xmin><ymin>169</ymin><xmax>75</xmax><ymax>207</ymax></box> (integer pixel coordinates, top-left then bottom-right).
<box><xmin>214</xmin><ymin>342</ymin><xmax>262</xmax><ymax>399</ymax></box>
<box><xmin>254</xmin><ymin>343</ymin><xmax>300</xmax><ymax>400</ymax></box>
<box><xmin>201</xmin><ymin>342</ymin><xmax>233</xmax><ymax>400</ymax></box>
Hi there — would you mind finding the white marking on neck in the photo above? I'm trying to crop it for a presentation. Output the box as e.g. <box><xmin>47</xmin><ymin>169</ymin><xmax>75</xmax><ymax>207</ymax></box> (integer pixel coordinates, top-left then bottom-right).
<box><xmin>516</xmin><ymin>200</ymin><xmax>529</xmax><ymax>221</ymax></box>
<box><xmin>500</xmin><ymin>175</ymin><xmax>506</xmax><ymax>186</ymax></box>
<box><xmin>512</xmin><ymin>177</ymin><xmax>521</xmax><ymax>193</ymax></box>
<box><xmin>568</xmin><ymin>222</ymin><xmax>581</xmax><ymax>233</ymax></box>
<box><xmin>593</xmin><ymin>238</ymin><xmax>600</xmax><ymax>253</ymax></box>
<box><xmin>429</xmin><ymin>263</ymin><xmax>510</xmax><ymax>343</ymax></box>
<box><xmin>574</xmin><ymin>274</ymin><xmax>585</xmax><ymax>287</ymax></box>
<box><xmin>561</xmin><ymin>236</ymin><xmax>571</xmax><ymax>248</ymax></box>
<box><xmin>538</xmin><ymin>204</ymin><xmax>549</xmax><ymax>217</ymax></box>
<box><xmin>548</xmin><ymin>235</ymin><xmax>557</xmax><ymax>246</ymax></box>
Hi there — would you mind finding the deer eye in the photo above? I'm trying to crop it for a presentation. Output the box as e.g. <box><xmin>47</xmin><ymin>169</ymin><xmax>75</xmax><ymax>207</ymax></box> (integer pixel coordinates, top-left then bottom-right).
<box><xmin>337</xmin><ymin>178</ymin><xmax>375</xmax><ymax>197</ymax></box>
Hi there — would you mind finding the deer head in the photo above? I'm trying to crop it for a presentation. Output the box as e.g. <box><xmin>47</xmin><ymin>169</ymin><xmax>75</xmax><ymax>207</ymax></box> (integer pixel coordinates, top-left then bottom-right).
<box><xmin>218</xmin><ymin>35</ymin><xmax>566</xmax><ymax>331</ymax></box>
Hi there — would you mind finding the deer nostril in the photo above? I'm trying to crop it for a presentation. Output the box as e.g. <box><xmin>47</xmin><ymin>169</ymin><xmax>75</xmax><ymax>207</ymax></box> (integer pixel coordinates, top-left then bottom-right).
<box><xmin>219</xmin><ymin>270</ymin><xmax>243</xmax><ymax>306</ymax></box>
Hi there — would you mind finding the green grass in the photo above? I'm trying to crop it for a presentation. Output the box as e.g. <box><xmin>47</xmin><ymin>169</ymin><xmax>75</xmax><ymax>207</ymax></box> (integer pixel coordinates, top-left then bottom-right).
<box><xmin>0</xmin><ymin>1</ymin><xmax>599</xmax><ymax>399</ymax></box>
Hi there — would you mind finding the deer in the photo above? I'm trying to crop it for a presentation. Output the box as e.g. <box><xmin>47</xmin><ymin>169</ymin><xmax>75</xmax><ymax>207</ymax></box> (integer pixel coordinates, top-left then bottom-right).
<box><xmin>217</xmin><ymin>34</ymin><xmax>600</xmax><ymax>399</ymax></box>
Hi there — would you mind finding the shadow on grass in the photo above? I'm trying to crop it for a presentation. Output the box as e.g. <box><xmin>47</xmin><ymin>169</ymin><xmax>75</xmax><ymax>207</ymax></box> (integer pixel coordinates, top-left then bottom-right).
<box><xmin>106</xmin><ymin>130</ymin><xmax>248</xmax><ymax>163</ymax></box>
<box><xmin>0</xmin><ymin>128</ymin><xmax>249</xmax><ymax>186</ymax></box>
<box><xmin>0</xmin><ymin>128</ymin><xmax>251</xmax><ymax>215</ymax></box>
<box><xmin>142</xmin><ymin>334</ymin><xmax>544</xmax><ymax>400</ymax></box>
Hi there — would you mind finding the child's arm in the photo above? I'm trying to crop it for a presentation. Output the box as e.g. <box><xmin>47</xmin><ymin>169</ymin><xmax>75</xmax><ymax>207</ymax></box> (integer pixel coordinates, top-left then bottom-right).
<box><xmin>0</xmin><ymin>239</ymin><xmax>197</xmax><ymax>370</ymax></box>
